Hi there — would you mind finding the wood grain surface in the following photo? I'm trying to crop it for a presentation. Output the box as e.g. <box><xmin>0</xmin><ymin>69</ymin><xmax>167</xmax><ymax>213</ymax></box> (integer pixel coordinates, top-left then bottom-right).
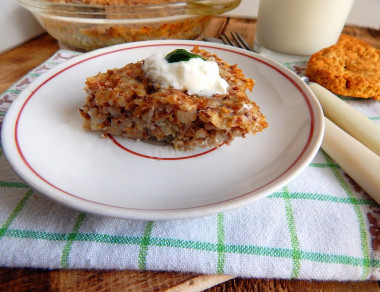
<box><xmin>1</xmin><ymin>17</ymin><xmax>380</xmax><ymax>292</ymax></box>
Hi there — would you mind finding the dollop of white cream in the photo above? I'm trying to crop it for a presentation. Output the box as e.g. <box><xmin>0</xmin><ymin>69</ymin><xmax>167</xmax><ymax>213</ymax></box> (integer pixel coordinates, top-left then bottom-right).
<box><xmin>142</xmin><ymin>52</ymin><xmax>228</xmax><ymax>97</ymax></box>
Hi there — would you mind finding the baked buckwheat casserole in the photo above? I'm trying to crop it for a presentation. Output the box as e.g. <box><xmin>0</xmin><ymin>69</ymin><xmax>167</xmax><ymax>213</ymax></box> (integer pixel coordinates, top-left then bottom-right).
<box><xmin>28</xmin><ymin>0</ymin><xmax>214</xmax><ymax>51</ymax></box>
<box><xmin>79</xmin><ymin>46</ymin><xmax>268</xmax><ymax>150</ymax></box>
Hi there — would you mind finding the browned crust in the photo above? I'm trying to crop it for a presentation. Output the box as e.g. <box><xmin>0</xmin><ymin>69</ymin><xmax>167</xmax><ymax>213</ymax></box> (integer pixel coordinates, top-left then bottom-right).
<box><xmin>305</xmin><ymin>34</ymin><xmax>380</xmax><ymax>100</ymax></box>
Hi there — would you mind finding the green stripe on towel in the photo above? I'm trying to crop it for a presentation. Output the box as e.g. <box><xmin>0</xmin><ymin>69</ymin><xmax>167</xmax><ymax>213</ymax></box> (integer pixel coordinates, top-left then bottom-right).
<box><xmin>60</xmin><ymin>212</ymin><xmax>87</xmax><ymax>268</ymax></box>
<box><xmin>216</xmin><ymin>213</ymin><xmax>226</xmax><ymax>274</ymax></box>
<box><xmin>283</xmin><ymin>186</ymin><xmax>301</xmax><ymax>278</ymax></box>
<box><xmin>0</xmin><ymin>190</ymin><xmax>33</xmax><ymax>238</ymax></box>
<box><xmin>323</xmin><ymin>152</ymin><xmax>370</xmax><ymax>279</ymax></box>
<box><xmin>138</xmin><ymin>221</ymin><xmax>154</xmax><ymax>270</ymax></box>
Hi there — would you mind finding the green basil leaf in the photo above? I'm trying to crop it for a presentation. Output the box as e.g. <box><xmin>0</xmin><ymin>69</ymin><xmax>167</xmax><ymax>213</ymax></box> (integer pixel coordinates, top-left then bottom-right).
<box><xmin>165</xmin><ymin>49</ymin><xmax>205</xmax><ymax>63</ymax></box>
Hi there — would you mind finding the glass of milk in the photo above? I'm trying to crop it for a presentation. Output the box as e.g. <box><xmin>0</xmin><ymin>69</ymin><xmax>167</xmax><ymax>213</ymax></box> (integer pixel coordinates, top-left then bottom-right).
<box><xmin>253</xmin><ymin>0</ymin><xmax>354</xmax><ymax>58</ymax></box>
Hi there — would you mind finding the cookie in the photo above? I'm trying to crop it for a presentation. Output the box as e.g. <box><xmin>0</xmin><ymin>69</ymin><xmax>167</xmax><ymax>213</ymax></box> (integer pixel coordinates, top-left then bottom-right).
<box><xmin>305</xmin><ymin>34</ymin><xmax>380</xmax><ymax>100</ymax></box>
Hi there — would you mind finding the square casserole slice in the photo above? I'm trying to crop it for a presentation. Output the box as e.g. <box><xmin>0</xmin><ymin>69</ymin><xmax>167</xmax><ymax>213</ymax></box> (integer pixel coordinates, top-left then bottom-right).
<box><xmin>79</xmin><ymin>46</ymin><xmax>268</xmax><ymax>150</ymax></box>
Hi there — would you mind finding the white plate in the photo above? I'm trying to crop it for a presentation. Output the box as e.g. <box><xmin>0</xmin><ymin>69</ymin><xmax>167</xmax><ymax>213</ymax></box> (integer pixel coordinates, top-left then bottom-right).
<box><xmin>2</xmin><ymin>40</ymin><xmax>324</xmax><ymax>220</ymax></box>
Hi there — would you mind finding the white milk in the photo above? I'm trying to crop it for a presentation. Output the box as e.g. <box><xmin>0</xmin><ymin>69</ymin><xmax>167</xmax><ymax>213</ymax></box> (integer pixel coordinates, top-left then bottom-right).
<box><xmin>254</xmin><ymin>0</ymin><xmax>354</xmax><ymax>56</ymax></box>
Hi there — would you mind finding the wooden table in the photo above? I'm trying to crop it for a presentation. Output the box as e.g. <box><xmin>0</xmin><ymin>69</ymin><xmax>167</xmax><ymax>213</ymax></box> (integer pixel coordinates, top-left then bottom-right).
<box><xmin>1</xmin><ymin>17</ymin><xmax>380</xmax><ymax>291</ymax></box>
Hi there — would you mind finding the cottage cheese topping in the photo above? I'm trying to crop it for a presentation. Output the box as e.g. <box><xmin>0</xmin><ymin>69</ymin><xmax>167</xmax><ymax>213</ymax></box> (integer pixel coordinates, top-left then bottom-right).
<box><xmin>142</xmin><ymin>52</ymin><xmax>228</xmax><ymax>97</ymax></box>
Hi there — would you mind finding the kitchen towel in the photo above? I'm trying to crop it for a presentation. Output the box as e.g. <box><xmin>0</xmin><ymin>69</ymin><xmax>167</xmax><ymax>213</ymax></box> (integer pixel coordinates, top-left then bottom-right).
<box><xmin>1</xmin><ymin>50</ymin><xmax>380</xmax><ymax>281</ymax></box>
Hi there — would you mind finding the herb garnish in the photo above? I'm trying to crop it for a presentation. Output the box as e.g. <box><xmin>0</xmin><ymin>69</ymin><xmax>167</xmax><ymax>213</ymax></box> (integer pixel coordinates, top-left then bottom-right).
<box><xmin>165</xmin><ymin>49</ymin><xmax>205</xmax><ymax>63</ymax></box>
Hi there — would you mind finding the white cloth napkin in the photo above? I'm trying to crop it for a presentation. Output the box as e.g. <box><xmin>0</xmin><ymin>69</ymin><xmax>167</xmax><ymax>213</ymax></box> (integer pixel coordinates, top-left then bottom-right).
<box><xmin>0</xmin><ymin>50</ymin><xmax>380</xmax><ymax>280</ymax></box>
